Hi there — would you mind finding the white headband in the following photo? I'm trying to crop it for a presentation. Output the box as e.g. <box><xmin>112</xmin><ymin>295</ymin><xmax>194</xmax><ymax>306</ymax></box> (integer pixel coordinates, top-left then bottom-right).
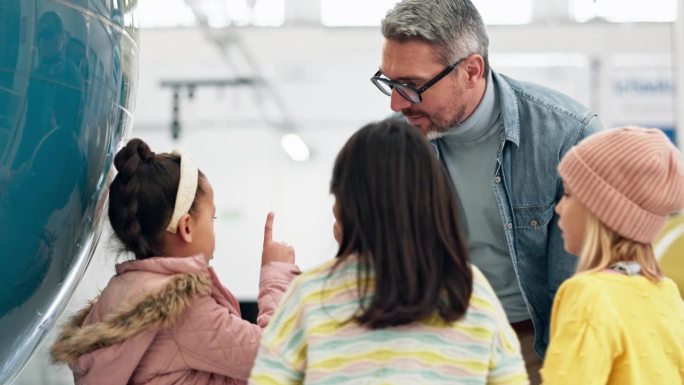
<box><xmin>166</xmin><ymin>149</ymin><xmax>199</xmax><ymax>233</ymax></box>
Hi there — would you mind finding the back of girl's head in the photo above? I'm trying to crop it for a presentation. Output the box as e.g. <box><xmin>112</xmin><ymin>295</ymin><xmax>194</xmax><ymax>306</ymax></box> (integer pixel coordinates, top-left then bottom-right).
<box><xmin>330</xmin><ymin>119</ymin><xmax>472</xmax><ymax>328</ymax></box>
<box><xmin>559</xmin><ymin>127</ymin><xmax>684</xmax><ymax>279</ymax></box>
<box><xmin>108</xmin><ymin>138</ymin><xmax>204</xmax><ymax>260</ymax></box>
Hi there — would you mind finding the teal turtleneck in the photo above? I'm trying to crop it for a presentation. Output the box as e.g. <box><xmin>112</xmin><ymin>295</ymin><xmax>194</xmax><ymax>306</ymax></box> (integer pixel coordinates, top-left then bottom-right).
<box><xmin>434</xmin><ymin>72</ymin><xmax>529</xmax><ymax>323</ymax></box>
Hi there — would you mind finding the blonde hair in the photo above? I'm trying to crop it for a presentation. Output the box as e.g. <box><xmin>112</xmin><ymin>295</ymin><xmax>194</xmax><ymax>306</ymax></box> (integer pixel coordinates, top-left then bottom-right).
<box><xmin>578</xmin><ymin>213</ymin><xmax>662</xmax><ymax>282</ymax></box>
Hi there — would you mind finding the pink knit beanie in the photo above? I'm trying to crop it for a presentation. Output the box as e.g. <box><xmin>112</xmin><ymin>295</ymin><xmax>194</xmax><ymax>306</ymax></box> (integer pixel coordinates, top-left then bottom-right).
<box><xmin>558</xmin><ymin>127</ymin><xmax>684</xmax><ymax>243</ymax></box>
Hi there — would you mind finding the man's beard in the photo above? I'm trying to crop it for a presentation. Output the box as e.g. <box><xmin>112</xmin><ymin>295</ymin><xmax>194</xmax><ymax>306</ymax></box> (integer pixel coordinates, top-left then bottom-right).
<box><xmin>426</xmin><ymin>130</ymin><xmax>446</xmax><ymax>140</ymax></box>
<box><xmin>402</xmin><ymin>103</ymin><xmax>465</xmax><ymax>139</ymax></box>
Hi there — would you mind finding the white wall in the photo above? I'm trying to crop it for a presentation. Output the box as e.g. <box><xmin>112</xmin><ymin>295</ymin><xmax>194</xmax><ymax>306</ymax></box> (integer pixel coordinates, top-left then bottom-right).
<box><xmin>134</xmin><ymin>23</ymin><xmax>674</xmax><ymax>130</ymax></box>
<box><xmin>131</xmin><ymin>26</ymin><xmax>392</xmax><ymax>300</ymax></box>
<box><xmin>127</xmin><ymin>23</ymin><xmax>675</xmax><ymax>301</ymax></box>
<box><xmin>14</xmin><ymin>22</ymin><xmax>675</xmax><ymax>384</ymax></box>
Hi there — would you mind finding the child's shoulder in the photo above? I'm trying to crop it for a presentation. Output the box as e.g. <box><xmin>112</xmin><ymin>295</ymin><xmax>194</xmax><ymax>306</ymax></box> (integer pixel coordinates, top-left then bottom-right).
<box><xmin>298</xmin><ymin>256</ymin><xmax>358</xmax><ymax>279</ymax></box>
<box><xmin>287</xmin><ymin>256</ymin><xmax>359</xmax><ymax>296</ymax></box>
<box><xmin>556</xmin><ymin>271</ymin><xmax>649</xmax><ymax>310</ymax></box>
<box><xmin>656</xmin><ymin>275</ymin><xmax>680</xmax><ymax>290</ymax></box>
<box><xmin>552</xmin><ymin>273</ymin><xmax>627</xmax><ymax>324</ymax></box>
<box><xmin>556</xmin><ymin>272</ymin><xmax>608</xmax><ymax>300</ymax></box>
<box><xmin>301</xmin><ymin>258</ymin><xmax>340</xmax><ymax>276</ymax></box>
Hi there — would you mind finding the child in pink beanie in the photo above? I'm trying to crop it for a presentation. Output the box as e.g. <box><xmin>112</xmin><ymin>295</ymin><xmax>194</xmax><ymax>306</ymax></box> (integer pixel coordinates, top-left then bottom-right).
<box><xmin>540</xmin><ymin>127</ymin><xmax>684</xmax><ymax>385</ymax></box>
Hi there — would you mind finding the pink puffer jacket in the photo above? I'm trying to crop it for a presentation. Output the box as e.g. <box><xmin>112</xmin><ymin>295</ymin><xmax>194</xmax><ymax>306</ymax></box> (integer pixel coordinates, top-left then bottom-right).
<box><xmin>51</xmin><ymin>255</ymin><xmax>299</xmax><ymax>385</ymax></box>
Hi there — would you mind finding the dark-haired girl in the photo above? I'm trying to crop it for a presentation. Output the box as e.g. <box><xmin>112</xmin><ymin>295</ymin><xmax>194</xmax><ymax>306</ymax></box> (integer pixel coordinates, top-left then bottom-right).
<box><xmin>249</xmin><ymin>120</ymin><xmax>527</xmax><ymax>385</ymax></box>
<box><xmin>51</xmin><ymin>138</ymin><xmax>299</xmax><ymax>385</ymax></box>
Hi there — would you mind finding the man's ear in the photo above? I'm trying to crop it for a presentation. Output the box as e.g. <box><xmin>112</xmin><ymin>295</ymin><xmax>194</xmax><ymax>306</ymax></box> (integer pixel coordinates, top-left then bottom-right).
<box><xmin>177</xmin><ymin>213</ymin><xmax>193</xmax><ymax>243</ymax></box>
<box><xmin>464</xmin><ymin>54</ymin><xmax>485</xmax><ymax>83</ymax></box>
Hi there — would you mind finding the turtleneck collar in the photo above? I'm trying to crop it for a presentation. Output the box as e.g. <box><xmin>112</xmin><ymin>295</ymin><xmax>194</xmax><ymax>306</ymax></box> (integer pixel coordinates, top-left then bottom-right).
<box><xmin>442</xmin><ymin>71</ymin><xmax>500</xmax><ymax>144</ymax></box>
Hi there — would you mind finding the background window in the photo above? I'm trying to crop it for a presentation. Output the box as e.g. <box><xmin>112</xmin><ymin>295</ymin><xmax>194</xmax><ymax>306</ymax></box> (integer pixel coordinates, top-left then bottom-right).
<box><xmin>321</xmin><ymin>0</ymin><xmax>533</xmax><ymax>26</ymax></box>
<box><xmin>136</xmin><ymin>0</ymin><xmax>285</xmax><ymax>28</ymax></box>
<box><xmin>572</xmin><ymin>0</ymin><xmax>677</xmax><ymax>22</ymax></box>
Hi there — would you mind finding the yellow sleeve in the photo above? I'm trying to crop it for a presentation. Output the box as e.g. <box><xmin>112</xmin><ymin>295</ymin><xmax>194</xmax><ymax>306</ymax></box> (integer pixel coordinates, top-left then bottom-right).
<box><xmin>540</xmin><ymin>275</ymin><xmax>622</xmax><ymax>385</ymax></box>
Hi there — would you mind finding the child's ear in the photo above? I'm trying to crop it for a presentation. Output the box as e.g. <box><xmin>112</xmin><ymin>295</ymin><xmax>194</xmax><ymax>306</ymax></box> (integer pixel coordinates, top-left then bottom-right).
<box><xmin>177</xmin><ymin>213</ymin><xmax>193</xmax><ymax>243</ymax></box>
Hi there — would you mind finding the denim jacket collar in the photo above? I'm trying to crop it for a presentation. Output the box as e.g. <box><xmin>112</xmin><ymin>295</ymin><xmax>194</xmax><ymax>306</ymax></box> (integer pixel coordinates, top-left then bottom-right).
<box><xmin>492</xmin><ymin>70</ymin><xmax>521</xmax><ymax>148</ymax></box>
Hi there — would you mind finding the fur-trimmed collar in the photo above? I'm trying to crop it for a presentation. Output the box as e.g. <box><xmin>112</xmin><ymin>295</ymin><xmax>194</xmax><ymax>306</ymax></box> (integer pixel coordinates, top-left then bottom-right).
<box><xmin>50</xmin><ymin>273</ymin><xmax>211</xmax><ymax>364</ymax></box>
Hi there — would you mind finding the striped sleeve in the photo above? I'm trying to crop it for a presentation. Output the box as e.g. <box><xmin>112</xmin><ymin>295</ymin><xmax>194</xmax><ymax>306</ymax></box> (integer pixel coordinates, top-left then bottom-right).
<box><xmin>486</xmin><ymin>322</ymin><xmax>529</xmax><ymax>385</ymax></box>
<box><xmin>471</xmin><ymin>267</ymin><xmax>529</xmax><ymax>385</ymax></box>
<box><xmin>249</xmin><ymin>274</ymin><xmax>307</xmax><ymax>385</ymax></box>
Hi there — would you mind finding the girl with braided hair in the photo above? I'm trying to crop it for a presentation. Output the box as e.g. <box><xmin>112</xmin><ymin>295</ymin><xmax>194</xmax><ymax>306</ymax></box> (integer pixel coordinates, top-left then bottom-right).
<box><xmin>51</xmin><ymin>138</ymin><xmax>300</xmax><ymax>385</ymax></box>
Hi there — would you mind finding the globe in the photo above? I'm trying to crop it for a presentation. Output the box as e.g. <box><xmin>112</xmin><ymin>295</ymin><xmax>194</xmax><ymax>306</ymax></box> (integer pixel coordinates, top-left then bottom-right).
<box><xmin>0</xmin><ymin>0</ymin><xmax>139</xmax><ymax>382</ymax></box>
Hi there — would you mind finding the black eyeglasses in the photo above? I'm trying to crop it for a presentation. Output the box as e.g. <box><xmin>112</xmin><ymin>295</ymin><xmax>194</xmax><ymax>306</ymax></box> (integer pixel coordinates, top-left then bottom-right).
<box><xmin>371</xmin><ymin>58</ymin><xmax>466</xmax><ymax>104</ymax></box>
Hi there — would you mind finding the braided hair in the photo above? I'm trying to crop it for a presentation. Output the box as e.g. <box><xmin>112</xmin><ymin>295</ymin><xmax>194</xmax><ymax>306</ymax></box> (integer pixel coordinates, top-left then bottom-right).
<box><xmin>108</xmin><ymin>138</ymin><xmax>205</xmax><ymax>259</ymax></box>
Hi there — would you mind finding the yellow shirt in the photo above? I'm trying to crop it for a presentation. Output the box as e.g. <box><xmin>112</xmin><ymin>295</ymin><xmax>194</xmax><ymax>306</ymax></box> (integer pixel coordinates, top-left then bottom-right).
<box><xmin>541</xmin><ymin>271</ymin><xmax>684</xmax><ymax>385</ymax></box>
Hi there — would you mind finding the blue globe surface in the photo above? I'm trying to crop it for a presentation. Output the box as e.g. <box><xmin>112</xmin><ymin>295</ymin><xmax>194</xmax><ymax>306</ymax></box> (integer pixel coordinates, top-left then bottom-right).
<box><xmin>0</xmin><ymin>1</ymin><xmax>138</xmax><ymax>382</ymax></box>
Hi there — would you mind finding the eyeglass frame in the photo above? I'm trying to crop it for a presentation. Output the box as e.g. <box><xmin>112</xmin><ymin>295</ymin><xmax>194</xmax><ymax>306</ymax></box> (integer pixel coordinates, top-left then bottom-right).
<box><xmin>370</xmin><ymin>57</ymin><xmax>467</xmax><ymax>104</ymax></box>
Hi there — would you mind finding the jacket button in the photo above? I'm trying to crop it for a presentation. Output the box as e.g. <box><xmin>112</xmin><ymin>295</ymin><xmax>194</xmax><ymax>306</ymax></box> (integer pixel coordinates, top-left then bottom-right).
<box><xmin>530</xmin><ymin>220</ymin><xmax>538</xmax><ymax>227</ymax></box>
<box><xmin>507</xmin><ymin>222</ymin><xmax>513</xmax><ymax>229</ymax></box>
<box><xmin>494</xmin><ymin>176</ymin><xmax>501</xmax><ymax>183</ymax></box>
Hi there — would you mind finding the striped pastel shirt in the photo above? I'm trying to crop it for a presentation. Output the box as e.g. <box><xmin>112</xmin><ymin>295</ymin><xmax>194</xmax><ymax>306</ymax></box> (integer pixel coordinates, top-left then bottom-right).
<box><xmin>249</xmin><ymin>256</ymin><xmax>528</xmax><ymax>385</ymax></box>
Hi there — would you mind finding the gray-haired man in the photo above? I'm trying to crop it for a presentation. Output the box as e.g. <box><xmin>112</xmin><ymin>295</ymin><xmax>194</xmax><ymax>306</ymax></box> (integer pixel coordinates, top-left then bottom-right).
<box><xmin>371</xmin><ymin>1</ymin><xmax>603</xmax><ymax>383</ymax></box>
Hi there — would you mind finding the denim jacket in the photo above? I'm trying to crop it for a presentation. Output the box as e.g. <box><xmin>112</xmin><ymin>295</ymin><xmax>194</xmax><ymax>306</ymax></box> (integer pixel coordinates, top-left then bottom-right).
<box><xmin>433</xmin><ymin>70</ymin><xmax>603</xmax><ymax>357</ymax></box>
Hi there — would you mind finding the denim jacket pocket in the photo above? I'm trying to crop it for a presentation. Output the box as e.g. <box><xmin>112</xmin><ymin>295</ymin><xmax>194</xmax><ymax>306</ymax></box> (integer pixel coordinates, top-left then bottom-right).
<box><xmin>512</xmin><ymin>203</ymin><xmax>554</xmax><ymax>259</ymax></box>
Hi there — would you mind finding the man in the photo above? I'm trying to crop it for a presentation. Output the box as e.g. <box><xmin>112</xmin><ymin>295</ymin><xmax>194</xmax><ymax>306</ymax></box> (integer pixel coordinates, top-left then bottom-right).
<box><xmin>371</xmin><ymin>0</ymin><xmax>602</xmax><ymax>383</ymax></box>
